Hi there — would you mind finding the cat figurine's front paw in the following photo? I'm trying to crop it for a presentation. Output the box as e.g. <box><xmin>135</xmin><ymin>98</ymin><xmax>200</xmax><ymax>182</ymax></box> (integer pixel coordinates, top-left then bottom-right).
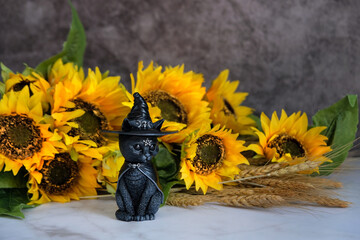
<box><xmin>131</xmin><ymin>214</ymin><xmax>155</xmax><ymax>221</ymax></box>
<box><xmin>115</xmin><ymin>210</ymin><xmax>133</xmax><ymax>222</ymax></box>
<box><xmin>144</xmin><ymin>213</ymin><xmax>155</xmax><ymax>220</ymax></box>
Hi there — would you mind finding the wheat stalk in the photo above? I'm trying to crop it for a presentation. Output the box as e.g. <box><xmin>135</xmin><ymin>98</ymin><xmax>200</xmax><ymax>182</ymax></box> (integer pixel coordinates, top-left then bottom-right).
<box><xmin>307</xmin><ymin>178</ymin><xmax>343</xmax><ymax>189</ymax></box>
<box><xmin>207</xmin><ymin>187</ymin><xmax>256</xmax><ymax>197</ymax></box>
<box><xmin>254</xmin><ymin>187</ymin><xmax>350</xmax><ymax>208</ymax></box>
<box><xmin>267</xmin><ymin>161</ymin><xmax>320</xmax><ymax>177</ymax></box>
<box><xmin>166</xmin><ymin>183</ymin><xmax>349</xmax><ymax>208</ymax></box>
<box><xmin>166</xmin><ymin>193</ymin><xmax>206</xmax><ymax>207</ymax></box>
<box><xmin>218</xmin><ymin>194</ymin><xmax>286</xmax><ymax>208</ymax></box>
<box><xmin>221</xmin><ymin>160</ymin><xmax>321</xmax><ymax>184</ymax></box>
<box><xmin>278</xmin><ymin>175</ymin><xmax>343</xmax><ymax>189</ymax></box>
<box><xmin>236</xmin><ymin>163</ymin><xmax>284</xmax><ymax>178</ymax></box>
<box><xmin>301</xmin><ymin>196</ymin><xmax>350</xmax><ymax>208</ymax></box>
<box><xmin>251</xmin><ymin>178</ymin><xmax>315</xmax><ymax>191</ymax></box>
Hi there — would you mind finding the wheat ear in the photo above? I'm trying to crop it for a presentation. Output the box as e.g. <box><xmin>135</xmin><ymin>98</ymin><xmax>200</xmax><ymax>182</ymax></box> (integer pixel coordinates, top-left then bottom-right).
<box><xmin>251</xmin><ymin>178</ymin><xmax>315</xmax><ymax>191</ymax></box>
<box><xmin>166</xmin><ymin>193</ymin><xmax>206</xmax><ymax>207</ymax></box>
<box><xmin>301</xmin><ymin>196</ymin><xmax>350</xmax><ymax>208</ymax></box>
<box><xmin>221</xmin><ymin>161</ymin><xmax>321</xmax><ymax>184</ymax></box>
<box><xmin>218</xmin><ymin>194</ymin><xmax>286</xmax><ymax>208</ymax></box>
<box><xmin>236</xmin><ymin>163</ymin><xmax>284</xmax><ymax>178</ymax></box>
<box><xmin>256</xmin><ymin>187</ymin><xmax>350</xmax><ymax>208</ymax></box>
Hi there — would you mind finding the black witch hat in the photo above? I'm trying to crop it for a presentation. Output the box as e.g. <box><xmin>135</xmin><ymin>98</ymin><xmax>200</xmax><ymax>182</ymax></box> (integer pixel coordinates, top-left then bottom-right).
<box><xmin>105</xmin><ymin>92</ymin><xmax>176</xmax><ymax>136</ymax></box>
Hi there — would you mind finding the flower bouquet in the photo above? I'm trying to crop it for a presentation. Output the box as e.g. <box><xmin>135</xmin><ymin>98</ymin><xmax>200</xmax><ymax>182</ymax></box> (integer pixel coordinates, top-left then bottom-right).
<box><xmin>0</xmin><ymin>2</ymin><xmax>358</xmax><ymax>219</ymax></box>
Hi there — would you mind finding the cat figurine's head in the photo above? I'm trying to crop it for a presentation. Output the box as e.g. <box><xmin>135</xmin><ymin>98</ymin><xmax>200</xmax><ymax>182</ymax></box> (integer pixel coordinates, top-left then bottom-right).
<box><xmin>115</xmin><ymin>92</ymin><xmax>176</xmax><ymax>163</ymax></box>
<box><xmin>119</xmin><ymin>136</ymin><xmax>159</xmax><ymax>163</ymax></box>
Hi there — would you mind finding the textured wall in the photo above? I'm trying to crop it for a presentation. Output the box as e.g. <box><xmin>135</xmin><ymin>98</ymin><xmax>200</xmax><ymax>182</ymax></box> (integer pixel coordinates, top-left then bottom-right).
<box><xmin>0</xmin><ymin>0</ymin><xmax>359</xmax><ymax>147</ymax></box>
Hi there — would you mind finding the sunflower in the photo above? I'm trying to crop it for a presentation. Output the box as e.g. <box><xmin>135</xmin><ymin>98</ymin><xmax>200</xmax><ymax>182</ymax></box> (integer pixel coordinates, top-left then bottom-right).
<box><xmin>248</xmin><ymin>110</ymin><xmax>331</xmax><ymax>169</ymax></box>
<box><xmin>28</xmin><ymin>152</ymin><xmax>100</xmax><ymax>204</ymax></box>
<box><xmin>6</xmin><ymin>72</ymin><xmax>49</xmax><ymax>95</ymax></box>
<box><xmin>50</xmin><ymin>59</ymin><xmax>129</xmax><ymax>160</ymax></box>
<box><xmin>180</xmin><ymin>125</ymin><xmax>249</xmax><ymax>194</ymax></box>
<box><xmin>131</xmin><ymin>61</ymin><xmax>211</xmax><ymax>143</ymax></box>
<box><xmin>0</xmin><ymin>88</ymin><xmax>60</xmax><ymax>175</ymax></box>
<box><xmin>206</xmin><ymin>70</ymin><xmax>255</xmax><ymax>135</ymax></box>
<box><xmin>5</xmin><ymin>72</ymin><xmax>51</xmax><ymax>112</ymax></box>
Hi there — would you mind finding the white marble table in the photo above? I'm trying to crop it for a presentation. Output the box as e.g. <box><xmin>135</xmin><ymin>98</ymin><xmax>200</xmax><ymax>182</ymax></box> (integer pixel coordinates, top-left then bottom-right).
<box><xmin>1</xmin><ymin>157</ymin><xmax>360</xmax><ymax>240</ymax></box>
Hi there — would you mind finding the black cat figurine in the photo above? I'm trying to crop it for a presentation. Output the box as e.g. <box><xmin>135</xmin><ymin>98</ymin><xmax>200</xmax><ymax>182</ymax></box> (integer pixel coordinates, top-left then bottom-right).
<box><xmin>106</xmin><ymin>92</ymin><xmax>176</xmax><ymax>221</ymax></box>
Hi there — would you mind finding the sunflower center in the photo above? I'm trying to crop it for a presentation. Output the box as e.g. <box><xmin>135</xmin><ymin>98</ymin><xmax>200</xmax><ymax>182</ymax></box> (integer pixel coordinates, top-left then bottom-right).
<box><xmin>144</xmin><ymin>90</ymin><xmax>188</xmax><ymax>124</ymax></box>
<box><xmin>8</xmin><ymin>125</ymin><xmax>32</xmax><ymax>147</ymax></box>
<box><xmin>77</xmin><ymin>111</ymin><xmax>100</xmax><ymax>134</ymax></box>
<box><xmin>68</xmin><ymin>99</ymin><xmax>108</xmax><ymax>146</ymax></box>
<box><xmin>0</xmin><ymin>114</ymin><xmax>43</xmax><ymax>160</ymax></box>
<box><xmin>40</xmin><ymin>153</ymin><xmax>79</xmax><ymax>195</ymax></box>
<box><xmin>223</xmin><ymin>98</ymin><xmax>235</xmax><ymax>116</ymax></box>
<box><xmin>268</xmin><ymin>134</ymin><xmax>305</xmax><ymax>158</ymax></box>
<box><xmin>192</xmin><ymin>134</ymin><xmax>225</xmax><ymax>175</ymax></box>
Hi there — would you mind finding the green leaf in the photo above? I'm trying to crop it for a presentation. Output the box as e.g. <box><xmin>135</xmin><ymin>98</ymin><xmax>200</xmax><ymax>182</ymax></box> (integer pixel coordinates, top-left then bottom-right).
<box><xmin>154</xmin><ymin>146</ymin><xmax>178</xmax><ymax>181</ymax></box>
<box><xmin>0</xmin><ymin>82</ymin><xmax>5</xmax><ymax>101</ymax></box>
<box><xmin>105</xmin><ymin>183</ymin><xmax>116</xmax><ymax>195</ymax></box>
<box><xmin>61</xmin><ymin>0</ymin><xmax>86</xmax><ymax>66</ymax></box>
<box><xmin>152</xmin><ymin>144</ymin><xmax>180</xmax><ymax>205</ymax></box>
<box><xmin>249</xmin><ymin>114</ymin><xmax>262</xmax><ymax>132</ymax></box>
<box><xmin>70</xmin><ymin>147</ymin><xmax>79</xmax><ymax>161</ymax></box>
<box><xmin>0</xmin><ymin>188</ymin><xmax>34</xmax><ymax>218</ymax></box>
<box><xmin>102</xmin><ymin>70</ymin><xmax>110</xmax><ymax>79</ymax></box>
<box><xmin>0</xmin><ymin>168</ymin><xmax>28</xmax><ymax>188</ymax></box>
<box><xmin>160</xmin><ymin>180</ymin><xmax>182</xmax><ymax>207</ymax></box>
<box><xmin>0</xmin><ymin>62</ymin><xmax>12</xmax><ymax>100</ymax></box>
<box><xmin>1</xmin><ymin>62</ymin><xmax>13</xmax><ymax>82</ymax></box>
<box><xmin>312</xmin><ymin>95</ymin><xmax>359</xmax><ymax>175</ymax></box>
<box><xmin>35</xmin><ymin>0</ymin><xmax>86</xmax><ymax>77</ymax></box>
<box><xmin>22</xmin><ymin>64</ymin><xmax>37</xmax><ymax>76</ymax></box>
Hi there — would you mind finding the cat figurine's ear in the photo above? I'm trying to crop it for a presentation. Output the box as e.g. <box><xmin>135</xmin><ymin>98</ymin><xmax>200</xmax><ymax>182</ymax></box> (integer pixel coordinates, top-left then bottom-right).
<box><xmin>153</xmin><ymin>119</ymin><xmax>164</xmax><ymax>130</ymax></box>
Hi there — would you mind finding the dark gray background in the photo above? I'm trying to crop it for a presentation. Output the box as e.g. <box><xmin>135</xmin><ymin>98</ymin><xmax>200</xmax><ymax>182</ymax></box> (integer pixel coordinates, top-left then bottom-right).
<box><xmin>0</xmin><ymin>0</ymin><xmax>359</xmax><ymax>154</ymax></box>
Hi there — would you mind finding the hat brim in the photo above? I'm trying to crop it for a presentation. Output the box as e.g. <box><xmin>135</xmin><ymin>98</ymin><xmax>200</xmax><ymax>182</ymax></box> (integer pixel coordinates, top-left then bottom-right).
<box><xmin>102</xmin><ymin>130</ymin><xmax>177</xmax><ymax>137</ymax></box>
